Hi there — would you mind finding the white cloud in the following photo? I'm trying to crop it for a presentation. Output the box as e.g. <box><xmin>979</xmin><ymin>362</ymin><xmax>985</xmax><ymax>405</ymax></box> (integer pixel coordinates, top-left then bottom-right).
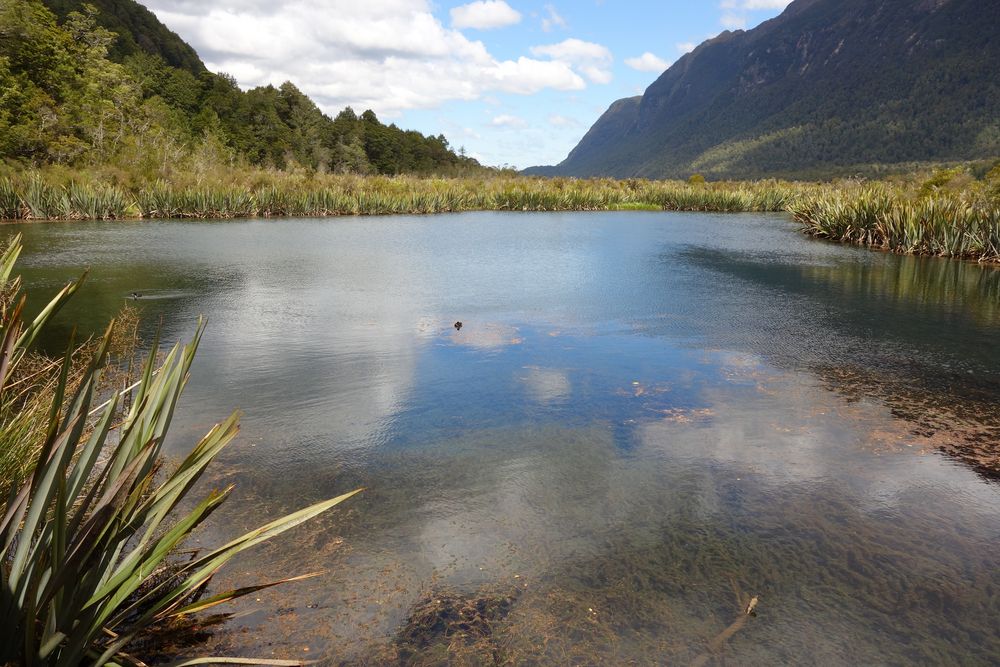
<box><xmin>540</xmin><ymin>3</ymin><xmax>567</xmax><ymax>32</ymax></box>
<box><xmin>491</xmin><ymin>57</ymin><xmax>586</xmax><ymax>93</ymax></box>
<box><xmin>530</xmin><ymin>38</ymin><xmax>613</xmax><ymax>85</ymax></box>
<box><xmin>531</xmin><ymin>39</ymin><xmax>610</xmax><ymax>63</ymax></box>
<box><xmin>547</xmin><ymin>114</ymin><xmax>577</xmax><ymax>127</ymax></box>
<box><xmin>676</xmin><ymin>41</ymin><xmax>697</xmax><ymax>53</ymax></box>
<box><xmin>450</xmin><ymin>1</ymin><xmax>521</xmax><ymax>30</ymax></box>
<box><xmin>740</xmin><ymin>0</ymin><xmax>791</xmax><ymax>8</ymax></box>
<box><xmin>720</xmin><ymin>0</ymin><xmax>789</xmax><ymax>7</ymax></box>
<box><xmin>624</xmin><ymin>52</ymin><xmax>670</xmax><ymax>72</ymax></box>
<box><xmin>718</xmin><ymin>0</ymin><xmax>790</xmax><ymax>32</ymax></box>
<box><xmin>720</xmin><ymin>12</ymin><xmax>747</xmax><ymax>29</ymax></box>
<box><xmin>491</xmin><ymin>114</ymin><xmax>528</xmax><ymax>128</ymax></box>
<box><xmin>144</xmin><ymin>0</ymin><xmax>589</xmax><ymax>116</ymax></box>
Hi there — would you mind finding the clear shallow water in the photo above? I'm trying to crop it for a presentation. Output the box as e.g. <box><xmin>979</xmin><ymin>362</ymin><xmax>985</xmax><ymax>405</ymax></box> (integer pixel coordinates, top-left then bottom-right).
<box><xmin>5</xmin><ymin>211</ymin><xmax>1000</xmax><ymax>664</ymax></box>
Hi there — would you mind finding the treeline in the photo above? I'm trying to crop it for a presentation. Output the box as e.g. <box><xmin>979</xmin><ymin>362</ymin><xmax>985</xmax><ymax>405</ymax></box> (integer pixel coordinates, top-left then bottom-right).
<box><xmin>0</xmin><ymin>0</ymin><xmax>481</xmax><ymax>179</ymax></box>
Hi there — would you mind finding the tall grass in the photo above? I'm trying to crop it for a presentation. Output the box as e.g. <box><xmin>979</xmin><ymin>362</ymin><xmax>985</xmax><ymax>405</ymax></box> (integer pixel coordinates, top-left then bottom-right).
<box><xmin>3</xmin><ymin>169</ymin><xmax>999</xmax><ymax>262</ymax></box>
<box><xmin>0</xmin><ymin>173</ymin><xmax>807</xmax><ymax>220</ymax></box>
<box><xmin>792</xmin><ymin>185</ymin><xmax>1000</xmax><ymax>263</ymax></box>
<box><xmin>0</xmin><ymin>178</ymin><xmax>20</xmax><ymax>220</ymax></box>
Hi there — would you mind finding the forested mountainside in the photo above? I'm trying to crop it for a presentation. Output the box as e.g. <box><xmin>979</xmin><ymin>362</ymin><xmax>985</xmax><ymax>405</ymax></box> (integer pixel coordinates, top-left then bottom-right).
<box><xmin>40</xmin><ymin>0</ymin><xmax>204</xmax><ymax>74</ymax></box>
<box><xmin>527</xmin><ymin>0</ymin><xmax>1000</xmax><ymax>179</ymax></box>
<box><xmin>0</xmin><ymin>0</ymin><xmax>480</xmax><ymax>176</ymax></box>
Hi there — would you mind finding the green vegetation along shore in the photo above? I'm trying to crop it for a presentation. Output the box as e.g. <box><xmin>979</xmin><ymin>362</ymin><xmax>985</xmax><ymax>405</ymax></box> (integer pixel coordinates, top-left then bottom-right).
<box><xmin>2</xmin><ymin>166</ymin><xmax>1000</xmax><ymax>263</ymax></box>
<box><xmin>3</xmin><ymin>0</ymin><xmax>998</xmax><ymax>264</ymax></box>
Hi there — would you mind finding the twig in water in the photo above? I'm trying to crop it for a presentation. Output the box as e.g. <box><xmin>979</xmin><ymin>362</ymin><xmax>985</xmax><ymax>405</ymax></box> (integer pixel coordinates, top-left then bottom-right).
<box><xmin>690</xmin><ymin>586</ymin><xmax>761</xmax><ymax>667</ymax></box>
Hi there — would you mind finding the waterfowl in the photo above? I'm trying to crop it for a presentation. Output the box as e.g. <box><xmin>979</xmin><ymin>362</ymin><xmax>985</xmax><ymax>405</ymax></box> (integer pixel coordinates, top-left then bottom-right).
<box><xmin>454</xmin><ymin>321</ymin><xmax>463</xmax><ymax>330</ymax></box>
<box><xmin>130</xmin><ymin>292</ymin><xmax>142</xmax><ymax>300</ymax></box>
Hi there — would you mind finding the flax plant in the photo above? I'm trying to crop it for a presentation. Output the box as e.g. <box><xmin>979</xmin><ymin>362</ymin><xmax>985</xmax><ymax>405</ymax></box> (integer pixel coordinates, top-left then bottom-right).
<box><xmin>0</xmin><ymin>173</ymin><xmax>803</xmax><ymax>221</ymax></box>
<box><xmin>792</xmin><ymin>186</ymin><xmax>1000</xmax><ymax>262</ymax></box>
<box><xmin>0</xmin><ymin>235</ymin><xmax>361</xmax><ymax>666</ymax></box>
<box><xmin>0</xmin><ymin>178</ymin><xmax>20</xmax><ymax>220</ymax></box>
<box><xmin>5</xmin><ymin>169</ymin><xmax>999</xmax><ymax>262</ymax></box>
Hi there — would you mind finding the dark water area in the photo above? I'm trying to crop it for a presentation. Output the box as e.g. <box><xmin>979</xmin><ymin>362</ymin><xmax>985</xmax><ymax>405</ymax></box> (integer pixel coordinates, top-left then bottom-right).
<box><xmin>4</xmin><ymin>211</ymin><xmax>1000</xmax><ymax>664</ymax></box>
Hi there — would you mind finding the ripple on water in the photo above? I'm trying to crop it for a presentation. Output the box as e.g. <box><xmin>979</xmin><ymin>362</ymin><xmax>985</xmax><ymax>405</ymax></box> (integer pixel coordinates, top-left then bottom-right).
<box><xmin>3</xmin><ymin>212</ymin><xmax>999</xmax><ymax>664</ymax></box>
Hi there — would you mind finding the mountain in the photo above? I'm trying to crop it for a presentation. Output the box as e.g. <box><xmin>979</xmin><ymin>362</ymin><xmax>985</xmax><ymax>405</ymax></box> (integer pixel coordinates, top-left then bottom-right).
<box><xmin>528</xmin><ymin>0</ymin><xmax>1000</xmax><ymax>179</ymax></box>
<box><xmin>1</xmin><ymin>0</ymin><xmax>479</xmax><ymax>175</ymax></box>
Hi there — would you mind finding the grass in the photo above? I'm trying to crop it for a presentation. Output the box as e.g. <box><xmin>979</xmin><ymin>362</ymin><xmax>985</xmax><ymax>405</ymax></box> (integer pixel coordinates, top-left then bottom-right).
<box><xmin>1</xmin><ymin>167</ymin><xmax>999</xmax><ymax>262</ymax></box>
<box><xmin>0</xmin><ymin>172</ymin><xmax>813</xmax><ymax>220</ymax></box>
<box><xmin>791</xmin><ymin>184</ymin><xmax>1000</xmax><ymax>262</ymax></box>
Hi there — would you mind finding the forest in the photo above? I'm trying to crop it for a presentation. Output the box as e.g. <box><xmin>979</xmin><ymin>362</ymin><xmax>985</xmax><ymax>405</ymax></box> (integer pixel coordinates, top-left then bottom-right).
<box><xmin>0</xmin><ymin>0</ymin><xmax>483</xmax><ymax>181</ymax></box>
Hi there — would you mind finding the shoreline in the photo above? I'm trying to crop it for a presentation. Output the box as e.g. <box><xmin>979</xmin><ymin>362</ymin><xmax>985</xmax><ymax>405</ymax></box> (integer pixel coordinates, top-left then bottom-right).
<box><xmin>2</xmin><ymin>173</ymin><xmax>998</xmax><ymax>264</ymax></box>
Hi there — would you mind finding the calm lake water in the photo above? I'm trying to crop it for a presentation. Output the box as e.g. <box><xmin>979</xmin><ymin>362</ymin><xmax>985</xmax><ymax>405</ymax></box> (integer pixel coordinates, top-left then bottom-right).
<box><xmin>5</xmin><ymin>211</ymin><xmax>1000</xmax><ymax>664</ymax></box>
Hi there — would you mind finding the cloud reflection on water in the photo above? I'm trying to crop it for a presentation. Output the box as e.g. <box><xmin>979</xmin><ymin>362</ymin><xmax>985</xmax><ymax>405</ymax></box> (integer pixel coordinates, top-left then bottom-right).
<box><xmin>5</xmin><ymin>213</ymin><xmax>1000</xmax><ymax>663</ymax></box>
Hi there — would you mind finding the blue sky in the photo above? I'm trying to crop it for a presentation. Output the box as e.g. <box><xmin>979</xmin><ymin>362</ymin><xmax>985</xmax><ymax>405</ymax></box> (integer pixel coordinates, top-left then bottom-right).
<box><xmin>146</xmin><ymin>0</ymin><xmax>791</xmax><ymax>168</ymax></box>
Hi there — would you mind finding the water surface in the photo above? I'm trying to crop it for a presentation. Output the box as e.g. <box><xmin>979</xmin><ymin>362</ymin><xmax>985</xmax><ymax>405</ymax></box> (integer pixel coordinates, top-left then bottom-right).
<box><xmin>6</xmin><ymin>212</ymin><xmax>1000</xmax><ymax>664</ymax></box>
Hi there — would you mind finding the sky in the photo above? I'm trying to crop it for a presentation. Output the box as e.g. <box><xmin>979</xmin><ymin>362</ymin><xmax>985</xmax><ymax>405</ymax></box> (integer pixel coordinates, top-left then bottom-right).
<box><xmin>143</xmin><ymin>0</ymin><xmax>793</xmax><ymax>169</ymax></box>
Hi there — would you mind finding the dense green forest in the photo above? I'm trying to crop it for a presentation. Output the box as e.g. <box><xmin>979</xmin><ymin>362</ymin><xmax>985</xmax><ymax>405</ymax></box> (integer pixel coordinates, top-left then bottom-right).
<box><xmin>40</xmin><ymin>0</ymin><xmax>205</xmax><ymax>73</ymax></box>
<box><xmin>0</xmin><ymin>0</ymin><xmax>481</xmax><ymax>179</ymax></box>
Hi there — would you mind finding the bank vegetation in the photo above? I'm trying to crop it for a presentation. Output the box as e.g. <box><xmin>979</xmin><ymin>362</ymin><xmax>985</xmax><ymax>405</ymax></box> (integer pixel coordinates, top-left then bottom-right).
<box><xmin>2</xmin><ymin>165</ymin><xmax>1000</xmax><ymax>263</ymax></box>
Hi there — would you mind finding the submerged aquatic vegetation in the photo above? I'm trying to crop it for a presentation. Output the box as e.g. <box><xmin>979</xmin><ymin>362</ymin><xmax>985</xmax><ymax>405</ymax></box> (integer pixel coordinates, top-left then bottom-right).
<box><xmin>0</xmin><ymin>234</ymin><xmax>361</xmax><ymax>666</ymax></box>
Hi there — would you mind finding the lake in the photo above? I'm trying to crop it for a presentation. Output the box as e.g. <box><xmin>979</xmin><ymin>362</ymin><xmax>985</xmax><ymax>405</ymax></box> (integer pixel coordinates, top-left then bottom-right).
<box><xmin>5</xmin><ymin>211</ymin><xmax>1000</xmax><ymax>664</ymax></box>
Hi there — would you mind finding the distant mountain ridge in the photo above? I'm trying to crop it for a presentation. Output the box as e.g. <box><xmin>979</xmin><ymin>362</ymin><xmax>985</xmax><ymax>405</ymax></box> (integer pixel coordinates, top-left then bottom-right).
<box><xmin>528</xmin><ymin>0</ymin><xmax>1000</xmax><ymax>179</ymax></box>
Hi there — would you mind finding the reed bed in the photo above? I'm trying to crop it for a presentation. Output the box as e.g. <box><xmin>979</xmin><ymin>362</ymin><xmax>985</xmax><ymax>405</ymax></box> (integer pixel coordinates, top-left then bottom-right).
<box><xmin>792</xmin><ymin>185</ymin><xmax>1000</xmax><ymax>263</ymax></box>
<box><xmin>0</xmin><ymin>173</ymin><xmax>809</xmax><ymax>220</ymax></box>
<box><xmin>2</xmin><ymin>171</ymin><xmax>999</xmax><ymax>262</ymax></box>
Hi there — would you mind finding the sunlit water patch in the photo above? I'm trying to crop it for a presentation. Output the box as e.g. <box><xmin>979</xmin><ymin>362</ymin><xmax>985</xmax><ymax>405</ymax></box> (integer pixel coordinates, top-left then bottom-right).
<box><xmin>4</xmin><ymin>211</ymin><xmax>1000</xmax><ymax>664</ymax></box>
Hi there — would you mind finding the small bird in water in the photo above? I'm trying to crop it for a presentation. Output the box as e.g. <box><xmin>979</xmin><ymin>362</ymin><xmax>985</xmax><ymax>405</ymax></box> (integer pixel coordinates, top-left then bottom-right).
<box><xmin>130</xmin><ymin>292</ymin><xmax>142</xmax><ymax>300</ymax></box>
<box><xmin>454</xmin><ymin>321</ymin><xmax>463</xmax><ymax>330</ymax></box>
